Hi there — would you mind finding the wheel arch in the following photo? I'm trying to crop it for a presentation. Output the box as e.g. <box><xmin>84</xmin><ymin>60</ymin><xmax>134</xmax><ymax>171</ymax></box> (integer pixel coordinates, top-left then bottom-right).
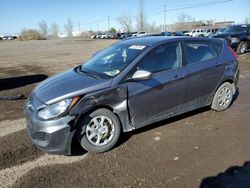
<box><xmin>209</xmin><ymin>78</ymin><xmax>235</xmax><ymax>106</ymax></box>
<box><xmin>219</xmin><ymin>78</ymin><xmax>235</xmax><ymax>93</ymax></box>
<box><xmin>74</xmin><ymin>104</ymin><xmax>132</xmax><ymax>133</ymax></box>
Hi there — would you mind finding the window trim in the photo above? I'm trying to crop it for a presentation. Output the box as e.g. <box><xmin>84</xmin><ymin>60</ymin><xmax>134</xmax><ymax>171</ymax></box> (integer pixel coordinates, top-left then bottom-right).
<box><xmin>135</xmin><ymin>41</ymin><xmax>183</xmax><ymax>74</ymax></box>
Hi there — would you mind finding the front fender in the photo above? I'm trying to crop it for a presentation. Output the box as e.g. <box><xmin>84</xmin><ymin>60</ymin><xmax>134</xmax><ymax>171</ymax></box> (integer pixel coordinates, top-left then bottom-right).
<box><xmin>70</xmin><ymin>85</ymin><xmax>134</xmax><ymax>132</ymax></box>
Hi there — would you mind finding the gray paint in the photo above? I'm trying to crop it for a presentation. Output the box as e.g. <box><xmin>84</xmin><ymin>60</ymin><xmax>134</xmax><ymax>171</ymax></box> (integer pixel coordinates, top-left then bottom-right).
<box><xmin>24</xmin><ymin>36</ymin><xmax>239</xmax><ymax>155</ymax></box>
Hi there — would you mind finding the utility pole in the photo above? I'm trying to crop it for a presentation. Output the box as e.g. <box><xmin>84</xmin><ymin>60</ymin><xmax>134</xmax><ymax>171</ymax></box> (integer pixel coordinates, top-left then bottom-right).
<box><xmin>164</xmin><ymin>4</ymin><xmax>166</xmax><ymax>32</ymax></box>
<box><xmin>108</xmin><ymin>15</ymin><xmax>110</xmax><ymax>32</ymax></box>
<box><xmin>78</xmin><ymin>21</ymin><xmax>80</xmax><ymax>32</ymax></box>
<box><xmin>139</xmin><ymin>0</ymin><xmax>144</xmax><ymax>31</ymax></box>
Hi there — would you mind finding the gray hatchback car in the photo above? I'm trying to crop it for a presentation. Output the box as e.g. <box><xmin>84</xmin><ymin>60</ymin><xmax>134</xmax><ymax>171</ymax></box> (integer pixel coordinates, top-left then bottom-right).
<box><xmin>24</xmin><ymin>36</ymin><xmax>239</xmax><ymax>154</ymax></box>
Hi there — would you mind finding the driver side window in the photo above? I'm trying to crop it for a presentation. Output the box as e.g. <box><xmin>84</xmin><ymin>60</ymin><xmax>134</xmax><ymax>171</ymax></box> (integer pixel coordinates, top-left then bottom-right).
<box><xmin>136</xmin><ymin>42</ymin><xmax>182</xmax><ymax>73</ymax></box>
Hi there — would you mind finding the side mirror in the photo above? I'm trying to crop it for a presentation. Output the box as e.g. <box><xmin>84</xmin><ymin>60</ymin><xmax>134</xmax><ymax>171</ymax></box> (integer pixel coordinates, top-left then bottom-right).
<box><xmin>131</xmin><ymin>70</ymin><xmax>152</xmax><ymax>81</ymax></box>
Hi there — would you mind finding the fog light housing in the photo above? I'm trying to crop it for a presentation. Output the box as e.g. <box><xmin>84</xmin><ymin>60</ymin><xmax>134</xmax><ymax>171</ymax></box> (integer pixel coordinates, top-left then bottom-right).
<box><xmin>33</xmin><ymin>132</ymin><xmax>50</xmax><ymax>143</ymax></box>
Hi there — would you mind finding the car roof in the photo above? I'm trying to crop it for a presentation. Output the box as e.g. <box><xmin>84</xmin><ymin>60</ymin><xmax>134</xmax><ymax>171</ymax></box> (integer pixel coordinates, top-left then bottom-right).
<box><xmin>119</xmin><ymin>36</ymin><xmax>223</xmax><ymax>46</ymax></box>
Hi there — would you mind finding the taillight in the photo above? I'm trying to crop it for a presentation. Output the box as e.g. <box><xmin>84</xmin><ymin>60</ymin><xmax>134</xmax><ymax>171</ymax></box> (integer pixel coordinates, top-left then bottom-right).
<box><xmin>228</xmin><ymin>46</ymin><xmax>239</xmax><ymax>60</ymax></box>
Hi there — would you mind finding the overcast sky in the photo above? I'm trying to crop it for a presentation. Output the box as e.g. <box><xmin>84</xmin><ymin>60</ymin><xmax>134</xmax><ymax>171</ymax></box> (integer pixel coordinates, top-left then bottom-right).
<box><xmin>0</xmin><ymin>0</ymin><xmax>249</xmax><ymax>35</ymax></box>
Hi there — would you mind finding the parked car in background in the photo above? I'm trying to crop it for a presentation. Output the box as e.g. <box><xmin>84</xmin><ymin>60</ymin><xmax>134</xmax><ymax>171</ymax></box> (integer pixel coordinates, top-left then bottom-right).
<box><xmin>120</xmin><ymin>32</ymin><xmax>134</xmax><ymax>39</ymax></box>
<box><xmin>209</xmin><ymin>28</ymin><xmax>227</xmax><ymax>38</ymax></box>
<box><xmin>119</xmin><ymin>32</ymin><xmax>126</xmax><ymax>39</ymax></box>
<box><xmin>115</xmin><ymin>33</ymin><xmax>122</xmax><ymax>39</ymax></box>
<box><xmin>174</xmin><ymin>31</ymin><xmax>189</xmax><ymax>36</ymax></box>
<box><xmin>106</xmin><ymin>33</ymin><xmax>112</xmax><ymax>39</ymax></box>
<box><xmin>95</xmin><ymin>33</ymin><xmax>102</xmax><ymax>39</ymax></box>
<box><xmin>161</xmin><ymin>31</ymin><xmax>173</xmax><ymax>36</ymax></box>
<box><xmin>131</xmin><ymin>32</ymin><xmax>138</xmax><ymax>37</ymax></box>
<box><xmin>186</xmin><ymin>29</ymin><xmax>206</xmax><ymax>37</ymax></box>
<box><xmin>204</xmin><ymin>29</ymin><xmax>218</xmax><ymax>37</ymax></box>
<box><xmin>2</xmin><ymin>36</ymin><xmax>9</xmax><ymax>40</ymax></box>
<box><xmin>212</xmin><ymin>24</ymin><xmax>250</xmax><ymax>54</ymax></box>
<box><xmin>111</xmin><ymin>33</ymin><xmax>117</xmax><ymax>39</ymax></box>
<box><xmin>137</xmin><ymin>31</ymin><xmax>146</xmax><ymax>36</ymax></box>
<box><xmin>25</xmin><ymin>36</ymin><xmax>239</xmax><ymax>154</ymax></box>
<box><xmin>215</xmin><ymin>28</ymin><xmax>227</xmax><ymax>35</ymax></box>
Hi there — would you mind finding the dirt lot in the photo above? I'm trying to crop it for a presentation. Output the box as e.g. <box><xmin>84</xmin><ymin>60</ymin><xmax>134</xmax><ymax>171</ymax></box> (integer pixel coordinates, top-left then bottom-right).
<box><xmin>0</xmin><ymin>39</ymin><xmax>250</xmax><ymax>188</ymax></box>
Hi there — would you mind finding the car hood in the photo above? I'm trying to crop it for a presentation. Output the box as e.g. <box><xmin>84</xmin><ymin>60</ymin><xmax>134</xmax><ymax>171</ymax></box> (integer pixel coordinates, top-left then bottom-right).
<box><xmin>34</xmin><ymin>68</ymin><xmax>112</xmax><ymax>105</ymax></box>
<box><xmin>212</xmin><ymin>31</ymin><xmax>245</xmax><ymax>39</ymax></box>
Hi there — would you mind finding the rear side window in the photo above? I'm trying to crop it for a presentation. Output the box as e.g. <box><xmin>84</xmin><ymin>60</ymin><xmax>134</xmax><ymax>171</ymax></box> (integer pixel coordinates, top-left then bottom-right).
<box><xmin>213</xmin><ymin>43</ymin><xmax>223</xmax><ymax>55</ymax></box>
<box><xmin>184</xmin><ymin>41</ymin><xmax>218</xmax><ymax>64</ymax></box>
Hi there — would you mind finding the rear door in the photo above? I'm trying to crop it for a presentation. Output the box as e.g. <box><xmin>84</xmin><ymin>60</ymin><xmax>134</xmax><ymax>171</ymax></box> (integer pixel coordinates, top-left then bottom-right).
<box><xmin>183</xmin><ymin>40</ymin><xmax>224</xmax><ymax>107</ymax></box>
<box><xmin>127</xmin><ymin>42</ymin><xmax>188</xmax><ymax>128</ymax></box>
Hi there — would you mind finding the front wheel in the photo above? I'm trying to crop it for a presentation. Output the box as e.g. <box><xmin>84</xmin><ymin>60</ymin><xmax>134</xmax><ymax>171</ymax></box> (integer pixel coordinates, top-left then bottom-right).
<box><xmin>211</xmin><ymin>82</ymin><xmax>234</xmax><ymax>111</ymax></box>
<box><xmin>77</xmin><ymin>108</ymin><xmax>121</xmax><ymax>153</ymax></box>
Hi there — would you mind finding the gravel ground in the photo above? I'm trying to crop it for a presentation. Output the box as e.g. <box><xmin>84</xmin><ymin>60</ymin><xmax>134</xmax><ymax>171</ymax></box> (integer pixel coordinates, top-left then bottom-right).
<box><xmin>0</xmin><ymin>39</ymin><xmax>250</xmax><ymax>188</ymax></box>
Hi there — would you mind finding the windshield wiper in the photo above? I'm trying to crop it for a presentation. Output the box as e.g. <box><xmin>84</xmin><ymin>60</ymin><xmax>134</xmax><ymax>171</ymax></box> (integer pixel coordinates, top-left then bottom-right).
<box><xmin>77</xmin><ymin>66</ymin><xmax>100</xmax><ymax>79</ymax></box>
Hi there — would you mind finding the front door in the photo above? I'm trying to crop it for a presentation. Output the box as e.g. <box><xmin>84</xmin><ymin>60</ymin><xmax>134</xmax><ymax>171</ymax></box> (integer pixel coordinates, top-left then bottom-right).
<box><xmin>127</xmin><ymin>42</ymin><xmax>188</xmax><ymax>128</ymax></box>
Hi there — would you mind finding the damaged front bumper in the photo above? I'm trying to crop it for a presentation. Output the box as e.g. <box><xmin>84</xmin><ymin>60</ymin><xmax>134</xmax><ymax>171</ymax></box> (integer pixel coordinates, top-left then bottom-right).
<box><xmin>24</xmin><ymin>96</ymin><xmax>76</xmax><ymax>155</ymax></box>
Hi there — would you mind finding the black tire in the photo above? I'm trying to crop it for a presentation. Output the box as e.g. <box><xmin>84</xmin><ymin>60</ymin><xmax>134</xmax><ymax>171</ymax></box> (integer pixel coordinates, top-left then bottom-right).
<box><xmin>211</xmin><ymin>82</ymin><xmax>234</xmax><ymax>111</ymax></box>
<box><xmin>198</xmin><ymin>34</ymin><xmax>204</xmax><ymax>37</ymax></box>
<box><xmin>236</xmin><ymin>41</ymin><xmax>247</xmax><ymax>54</ymax></box>
<box><xmin>77</xmin><ymin>108</ymin><xmax>121</xmax><ymax>153</ymax></box>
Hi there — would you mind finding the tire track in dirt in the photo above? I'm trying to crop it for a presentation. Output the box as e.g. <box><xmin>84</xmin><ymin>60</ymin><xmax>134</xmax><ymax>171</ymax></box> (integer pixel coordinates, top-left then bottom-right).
<box><xmin>0</xmin><ymin>118</ymin><xmax>26</xmax><ymax>137</ymax></box>
<box><xmin>0</xmin><ymin>129</ymin><xmax>43</xmax><ymax>170</ymax></box>
<box><xmin>0</xmin><ymin>154</ymin><xmax>88</xmax><ymax>188</ymax></box>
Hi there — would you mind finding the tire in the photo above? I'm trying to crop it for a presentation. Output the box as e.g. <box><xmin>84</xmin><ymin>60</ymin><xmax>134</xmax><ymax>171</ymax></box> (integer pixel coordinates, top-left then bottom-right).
<box><xmin>236</xmin><ymin>41</ymin><xmax>247</xmax><ymax>54</ymax></box>
<box><xmin>198</xmin><ymin>34</ymin><xmax>204</xmax><ymax>37</ymax></box>
<box><xmin>77</xmin><ymin>108</ymin><xmax>121</xmax><ymax>153</ymax></box>
<box><xmin>211</xmin><ymin>82</ymin><xmax>234</xmax><ymax>111</ymax></box>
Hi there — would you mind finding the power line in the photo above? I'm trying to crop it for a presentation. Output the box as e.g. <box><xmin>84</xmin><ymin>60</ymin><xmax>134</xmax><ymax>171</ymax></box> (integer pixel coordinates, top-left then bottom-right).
<box><xmin>73</xmin><ymin>0</ymin><xmax>233</xmax><ymax>31</ymax></box>
<box><xmin>154</xmin><ymin>0</ymin><xmax>233</xmax><ymax>14</ymax></box>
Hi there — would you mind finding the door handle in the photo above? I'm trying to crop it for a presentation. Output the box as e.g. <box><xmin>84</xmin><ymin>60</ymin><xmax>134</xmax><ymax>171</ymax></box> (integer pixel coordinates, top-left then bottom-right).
<box><xmin>216</xmin><ymin>63</ymin><xmax>223</xmax><ymax>68</ymax></box>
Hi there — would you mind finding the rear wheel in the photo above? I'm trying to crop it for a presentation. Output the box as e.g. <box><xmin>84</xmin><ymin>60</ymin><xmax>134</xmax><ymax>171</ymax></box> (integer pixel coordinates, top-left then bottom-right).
<box><xmin>211</xmin><ymin>82</ymin><xmax>234</xmax><ymax>111</ymax></box>
<box><xmin>77</xmin><ymin>108</ymin><xmax>121</xmax><ymax>153</ymax></box>
<box><xmin>236</xmin><ymin>41</ymin><xmax>247</xmax><ymax>54</ymax></box>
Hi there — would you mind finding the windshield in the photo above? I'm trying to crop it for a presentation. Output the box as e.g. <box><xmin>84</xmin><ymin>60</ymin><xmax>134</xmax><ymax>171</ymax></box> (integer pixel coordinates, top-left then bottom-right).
<box><xmin>81</xmin><ymin>43</ymin><xmax>147</xmax><ymax>78</ymax></box>
<box><xmin>215</xmin><ymin>28</ymin><xmax>226</xmax><ymax>34</ymax></box>
<box><xmin>224</xmin><ymin>25</ymin><xmax>248</xmax><ymax>33</ymax></box>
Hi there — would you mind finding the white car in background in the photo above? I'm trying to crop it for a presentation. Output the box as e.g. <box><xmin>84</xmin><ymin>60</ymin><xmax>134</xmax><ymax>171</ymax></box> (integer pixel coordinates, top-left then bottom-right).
<box><xmin>185</xmin><ymin>29</ymin><xmax>218</xmax><ymax>37</ymax></box>
<box><xmin>137</xmin><ymin>31</ymin><xmax>146</xmax><ymax>36</ymax></box>
<box><xmin>203</xmin><ymin>29</ymin><xmax>218</xmax><ymax>37</ymax></box>
<box><xmin>101</xmin><ymin>33</ymin><xmax>112</xmax><ymax>39</ymax></box>
<box><xmin>188</xmin><ymin>29</ymin><xmax>206</xmax><ymax>37</ymax></box>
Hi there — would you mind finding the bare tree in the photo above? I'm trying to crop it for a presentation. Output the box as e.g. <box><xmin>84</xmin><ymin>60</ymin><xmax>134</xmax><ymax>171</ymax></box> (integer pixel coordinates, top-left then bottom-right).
<box><xmin>146</xmin><ymin>21</ymin><xmax>160</xmax><ymax>33</ymax></box>
<box><xmin>172</xmin><ymin>12</ymin><xmax>193</xmax><ymax>31</ymax></box>
<box><xmin>117</xmin><ymin>13</ymin><xmax>133</xmax><ymax>32</ymax></box>
<box><xmin>64</xmin><ymin>18</ymin><xmax>73</xmax><ymax>37</ymax></box>
<box><xmin>136</xmin><ymin>0</ymin><xmax>147</xmax><ymax>31</ymax></box>
<box><xmin>50</xmin><ymin>22</ymin><xmax>59</xmax><ymax>38</ymax></box>
<box><xmin>38</xmin><ymin>20</ymin><xmax>48</xmax><ymax>37</ymax></box>
<box><xmin>178</xmin><ymin>12</ymin><xmax>192</xmax><ymax>23</ymax></box>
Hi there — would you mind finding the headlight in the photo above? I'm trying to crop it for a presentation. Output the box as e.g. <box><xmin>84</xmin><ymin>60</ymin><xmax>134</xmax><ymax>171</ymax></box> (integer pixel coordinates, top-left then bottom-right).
<box><xmin>231</xmin><ymin>38</ymin><xmax>240</xmax><ymax>43</ymax></box>
<box><xmin>38</xmin><ymin>97</ymin><xmax>79</xmax><ymax>120</ymax></box>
